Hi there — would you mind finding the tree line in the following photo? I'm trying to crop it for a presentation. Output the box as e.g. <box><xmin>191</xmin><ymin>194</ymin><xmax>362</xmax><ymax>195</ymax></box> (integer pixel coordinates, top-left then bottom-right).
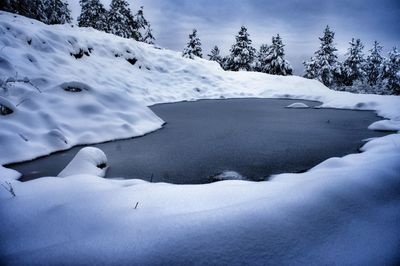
<box><xmin>303</xmin><ymin>26</ymin><xmax>399</xmax><ymax>95</ymax></box>
<box><xmin>182</xmin><ymin>26</ymin><xmax>293</xmax><ymax>76</ymax></box>
<box><xmin>1</xmin><ymin>0</ymin><xmax>155</xmax><ymax>44</ymax></box>
<box><xmin>183</xmin><ymin>25</ymin><xmax>399</xmax><ymax>95</ymax></box>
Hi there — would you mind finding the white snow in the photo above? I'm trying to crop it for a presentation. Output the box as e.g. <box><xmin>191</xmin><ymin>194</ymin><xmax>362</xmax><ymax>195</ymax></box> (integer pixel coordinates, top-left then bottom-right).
<box><xmin>58</xmin><ymin>147</ymin><xmax>107</xmax><ymax>177</ymax></box>
<box><xmin>0</xmin><ymin>12</ymin><xmax>400</xmax><ymax>265</ymax></box>
<box><xmin>285</xmin><ymin>102</ymin><xmax>310</xmax><ymax>108</ymax></box>
<box><xmin>211</xmin><ymin>170</ymin><xmax>246</xmax><ymax>181</ymax></box>
<box><xmin>368</xmin><ymin>119</ymin><xmax>400</xmax><ymax>132</ymax></box>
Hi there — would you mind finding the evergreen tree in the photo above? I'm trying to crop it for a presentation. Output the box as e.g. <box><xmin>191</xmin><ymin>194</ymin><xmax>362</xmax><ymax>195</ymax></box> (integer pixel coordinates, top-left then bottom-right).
<box><xmin>228</xmin><ymin>26</ymin><xmax>256</xmax><ymax>71</ymax></box>
<box><xmin>108</xmin><ymin>0</ymin><xmax>138</xmax><ymax>39</ymax></box>
<box><xmin>134</xmin><ymin>7</ymin><xmax>155</xmax><ymax>43</ymax></box>
<box><xmin>182</xmin><ymin>29</ymin><xmax>202</xmax><ymax>59</ymax></box>
<box><xmin>381</xmin><ymin>47</ymin><xmax>400</xmax><ymax>95</ymax></box>
<box><xmin>263</xmin><ymin>34</ymin><xmax>293</xmax><ymax>75</ymax></box>
<box><xmin>45</xmin><ymin>0</ymin><xmax>72</xmax><ymax>24</ymax></box>
<box><xmin>3</xmin><ymin>0</ymin><xmax>47</xmax><ymax>23</ymax></box>
<box><xmin>364</xmin><ymin>41</ymin><xmax>384</xmax><ymax>86</ymax></box>
<box><xmin>78</xmin><ymin>0</ymin><xmax>108</xmax><ymax>32</ymax></box>
<box><xmin>303</xmin><ymin>56</ymin><xmax>319</xmax><ymax>79</ymax></box>
<box><xmin>342</xmin><ymin>38</ymin><xmax>366</xmax><ymax>86</ymax></box>
<box><xmin>311</xmin><ymin>25</ymin><xmax>340</xmax><ymax>86</ymax></box>
<box><xmin>256</xmin><ymin>44</ymin><xmax>270</xmax><ymax>73</ymax></box>
<box><xmin>141</xmin><ymin>22</ymin><xmax>155</xmax><ymax>44</ymax></box>
<box><xmin>208</xmin><ymin>46</ymin><xmax>222</xmax><ymax>64</ymax></box>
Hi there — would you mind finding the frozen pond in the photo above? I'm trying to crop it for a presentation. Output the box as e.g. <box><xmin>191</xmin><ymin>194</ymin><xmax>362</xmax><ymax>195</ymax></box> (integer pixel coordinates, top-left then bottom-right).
<box><xmin>9</xmin><ymin>98</ymin><xmax>388</xmax><ymax>184</ymax></box>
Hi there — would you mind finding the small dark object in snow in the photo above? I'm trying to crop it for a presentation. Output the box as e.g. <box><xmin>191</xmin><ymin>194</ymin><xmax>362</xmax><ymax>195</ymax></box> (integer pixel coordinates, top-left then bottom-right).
<box><xmin>1</xmin><ymin>181</ymin><xmax>16</xmax><ymax>197</ymax></box>
<box><xmin>194</xmin><ymin>88</ymin><xmax>201</xmax><ymax>93</ymax></box>
<box><xmin>27</xmin><ymin>39</ymin><xmax>32</xmax><ymax>45</ymax></box>
<box><xmin>126</xmin><ymin>58</ymin><xmax>137</xmax><ymax>65</ymax></box>
<box><xmin>97</xmin><ymin>163</ymin><xmax>107</xmax><ymax>169</ymax></box>
<box><xmin>64</xmin><ymin>86</ymin><xmax>82</xmax><ymax>92</ymax></box>
<box><xmin>115</xmin><ymin>54</ymin><xmax>120</xmax><ymax>58</ymax></box>
<box><xmin>0</xmin><ymin>104</ymin><xmax>13</xmax><ymax>115</ymax></box>
<box><xmin>88</xmin><ymin>47</ymin><xmax>93</xmax><ymax>53</ymax></box>
<box><xmin>134</xmin><ymin>202</ymin><xmax>139</xmax><ymax>209</ymax></box>
<box><xmin>70</xmin><ymin>49</ymin><xmax>89</xmax><ymax>59</ymax></box>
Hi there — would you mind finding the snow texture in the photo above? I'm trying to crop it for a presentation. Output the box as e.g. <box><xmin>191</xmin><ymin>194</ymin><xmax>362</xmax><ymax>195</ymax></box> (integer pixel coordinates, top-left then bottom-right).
<box><xmin>58</xmin><ymin>147</ymin><xmax>108</xmax><ymax>177</ymax></box>
<box><xmin>368</xmin><ymin>119</ymin><xmax>400</xmax><ymax>132</ymax></box>
<box><xmin>285</xmin><ymin>102</ymin><xmax>310</xmax><ymax>108</ymax></box>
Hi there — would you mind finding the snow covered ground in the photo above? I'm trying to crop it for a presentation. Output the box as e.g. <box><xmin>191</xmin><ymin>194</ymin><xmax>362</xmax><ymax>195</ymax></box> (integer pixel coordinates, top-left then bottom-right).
<box><xmin>0</xmin><ymin>12</ymin><xmax>400</xmax><ymax>265</ymax></box>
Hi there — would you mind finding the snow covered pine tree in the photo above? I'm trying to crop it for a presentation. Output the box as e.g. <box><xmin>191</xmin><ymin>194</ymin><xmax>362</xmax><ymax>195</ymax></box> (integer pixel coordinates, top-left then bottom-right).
<box><xmin>365</xmin><ymin>41</ymin><xmax>384</xmax><ymax>86</ymax></box>
<box><xmin>381</xmin><ymin>47</ymin><xmax>400</xmax><ymax>95</ymax></box>
<box><xmin>342</xmin><ymin>38</ymin><xmax>366</xmax><ymax>86</ymax></box>
<box><xmin>227</xmin><ymin>26</ymin><xmax>256</xmax><ymax>71</ymax></box>
<box><xmin>262</xmin><ymin>34</ymin><xmax>292</xmax><ymax>76</ymax></box>
<box><xmin>208</xmin><ymin>46</ymin><xmax>223</xmax><ymax>65</ymax></box>
<box><xmin>78</xmin><ymin>0</ymin><xmax>108</xmax><ymax>31</ymax></box>
<box><xmin>182</xmin><ymin>29</ymin><xmax>202</xmax><ymax>59</ymax></box>
<box><xmin>134</xmin><ymin>6</ymin><xmax>155</xmax><ymax>44</ymax></box>
<box><xmin>108</xmin><ymin>0</ymin><xmax>139</xmax><ymax>39</ymax></box>
<box><xmin>304</xmin><ymin>26</ymin><xmax>340</xmax><ymax>86</ymax></box>
<box><xmin>45</xmin><ymin>0</ymin><xmax>71</xmax><ymax>25</ymax></box>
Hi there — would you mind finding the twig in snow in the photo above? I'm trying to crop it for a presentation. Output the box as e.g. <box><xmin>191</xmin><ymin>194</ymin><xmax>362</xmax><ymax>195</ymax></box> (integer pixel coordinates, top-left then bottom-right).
<box><xmin>134</xmin><ymin>202</ymin><xmax>139</xmax><ymax>209</ymax></box>
<box><xmin>1</xmin><ymin>181</ymin><xmax>16</xmax><ymax>197</ymax></box>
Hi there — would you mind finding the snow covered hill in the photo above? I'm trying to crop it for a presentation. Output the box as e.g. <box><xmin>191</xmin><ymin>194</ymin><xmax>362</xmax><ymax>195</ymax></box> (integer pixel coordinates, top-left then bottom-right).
<box><xmin>0</xmin><ymin>12</ymin><xmax>400</xmax><ymax>265</ymax></box>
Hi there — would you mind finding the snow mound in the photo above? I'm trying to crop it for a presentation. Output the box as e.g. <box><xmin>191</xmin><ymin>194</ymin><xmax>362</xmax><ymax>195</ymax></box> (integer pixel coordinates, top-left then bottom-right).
<box><xmin>211</xmin><ymin>171</ymin><xmax>246</xmax><ymax>181</ymax></box>
<box><xmin>58</xmin><ymin>147</ymin><xmax>108</xmax><ymax>177</ymax></box>
<box><xmin>368</xmin><ymin>119</ymin><xmax>400</xmax><ymax>132</ymax></box>
<box><xmin>285</xmin><ymin>102</ymin><xmax>310</xmax><ymax>108</ymax></box>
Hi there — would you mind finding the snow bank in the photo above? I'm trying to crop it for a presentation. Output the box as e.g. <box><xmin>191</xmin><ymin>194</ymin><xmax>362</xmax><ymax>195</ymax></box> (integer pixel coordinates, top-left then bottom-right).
<box><xmin>0</xmin><ymin>134</ymin><xmax>399</xmax><ymax>265</ymax></box>
<box><xmin>58</xmin><ymin>147</ymin><xmax>107</xmax><ymax>177</ymax></box>
<box><xmin>368</xmin><ymin>119</ymin><xmax>400</xmax><ymax>132</ymax></box>
<box><xmin>1</xmin><ymin>12</ymin><xmax>399</xmax><ymax>164</ymax></box>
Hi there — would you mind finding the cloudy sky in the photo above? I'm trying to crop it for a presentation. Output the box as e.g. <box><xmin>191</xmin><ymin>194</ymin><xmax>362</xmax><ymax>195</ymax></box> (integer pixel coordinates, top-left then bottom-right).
<box><xmin>68</xmin><ymin>0</ymin><xmax>400</xmax><ymax>74</ymax></box>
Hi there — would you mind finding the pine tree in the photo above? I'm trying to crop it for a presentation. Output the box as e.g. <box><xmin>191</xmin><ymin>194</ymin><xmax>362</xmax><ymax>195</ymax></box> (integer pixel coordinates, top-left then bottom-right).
<box><xmin>45</xmin><ymin>0</ymin><xmax>72</xmax><ymax>24</ymax></box>
<box><xmin>108</xmin><ymin>0</ymin><xmax>138</xmax><ymax>39</ymax></box>
<box><xmin>311</xmin><ymin>25</ymin><xmax>340</xmax><ymax>86</ymax></box>
<box><xmin>342</xmin><ymin>38</ymin><xmax>366</xmax><ymax>86</ymax></box>
<box><xmin>182</xmin><ymin>29</ymin><xmax>202</xmax><ymax>59</ymax></box>
<box><xmin>263</xmin><ymin>34</ymin><xmax>293</xmax><ymax>75</ymax></box>
<box><xmin>228</xmin><ymin>26</ymin><xmax>256</xmax><ymax>71</ymax></box>
<box><xmin>78</xmin><ymin>0</ymin><xmax>108</xmax><ymax>32</ymax></box>
<box><xmin>256</xmin><ymin>44</ymin><xmax>270</xmax><ymax>73</ymax></box>
<box><xmin>3</xmin><ymin>0</ymin><xmax>47</xmax><ymax>23</ymax></box>
<box><xmin>364</xmin><ymin>41</ymin><xmax>384</xmax><ymax>86</ymax></box>
<box><xmin>134</xmin><ymin>7</ymin><xmax>155</xmax><ymax>43</ymax></box>
<box><xmin>208</xmin><ymin>46</ymin><xmax>222</xmax><ymax>64</ymax></box>
<box><xmin>381</xmin><ymin>47</ymin><xmax>400</xmax><ymax>95</ymax></box>
<box><xmin>141</xmin><ymin>23</ymin><xmax>155</xmax><ymax>44</ymax></box>
<box><xmin>303</xmin><ymin>56</ymin><xmax>319</xmax><ymax>79</ymax></box>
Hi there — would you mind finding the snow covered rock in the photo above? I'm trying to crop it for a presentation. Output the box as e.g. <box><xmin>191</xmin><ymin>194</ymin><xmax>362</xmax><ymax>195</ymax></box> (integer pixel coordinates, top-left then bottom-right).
<box><xmin>285</xmin><ymin>102</ymin><xmax>310</xmax><ymax>108</ymax></box>
<box><xmin>0</xmin><ymin>165</ymin><xmax>21</xmax><ymax>181</ymax></box>
<box><xmin>58</xmin><ymin>147</ymin><xmax>108</xmax><ymax>177</ymax></box>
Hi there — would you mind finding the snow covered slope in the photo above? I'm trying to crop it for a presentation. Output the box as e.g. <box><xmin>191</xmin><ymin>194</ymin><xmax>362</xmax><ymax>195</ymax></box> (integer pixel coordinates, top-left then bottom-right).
<box><xmin>1</xmin><ymin>12</ymin><xmax>399</xmax><ymax>165</ymax></box>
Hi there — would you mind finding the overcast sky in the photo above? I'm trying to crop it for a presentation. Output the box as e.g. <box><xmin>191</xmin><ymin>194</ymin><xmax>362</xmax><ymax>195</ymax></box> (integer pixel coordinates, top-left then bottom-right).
<box><xmin>68</xmin><ymin>0</ymin><xmax>400</xmax><ymax>74</ymax></box>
